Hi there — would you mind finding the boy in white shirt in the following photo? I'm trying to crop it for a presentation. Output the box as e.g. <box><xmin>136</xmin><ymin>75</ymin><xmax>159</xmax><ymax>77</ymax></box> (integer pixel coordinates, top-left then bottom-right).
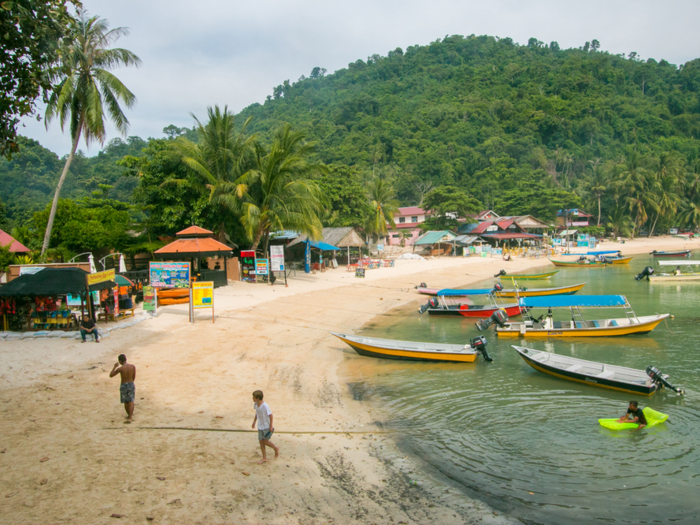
<box><xmin>251</xmin><ymin>390</ymin><xmax>280</xmax><ymax>464</ymax></box>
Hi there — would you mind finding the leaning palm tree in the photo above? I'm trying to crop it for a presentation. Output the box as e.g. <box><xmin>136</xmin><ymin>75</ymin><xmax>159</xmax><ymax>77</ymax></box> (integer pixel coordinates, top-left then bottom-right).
<box><xmin>583</xmin><ymin>159</ymin><xmax>606</xmax><ymax>226</ymax></box>
<box><xmin>171</xmin><ymin>106</ymin><xmax>256</xmax><ymax>242</ymax></box>
<box><xmin>239</xmin><ymin>124</ymin><xmax>327</xmax><ymax>254</ymax></box>
<box><xmin>648</xmin><ymin>175</ymin><xmax>680</xmax><ymax>237</ymax></box>
<box><xmin>41</xmin><ymin>10</ymin><xmax>141</xmax><ymax>256</ymax></box>
<box><xmin>365</xmin><ymin>178</ymin><xmax>399</xmax><ymax>243</ymax></box>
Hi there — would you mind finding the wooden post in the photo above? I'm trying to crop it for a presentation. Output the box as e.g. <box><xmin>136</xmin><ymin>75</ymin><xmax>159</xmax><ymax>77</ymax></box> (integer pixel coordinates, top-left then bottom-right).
<box><xmin>84</xmin><ymin>274</ymin><xmax>94</xmax><ymax>321</ymax></box>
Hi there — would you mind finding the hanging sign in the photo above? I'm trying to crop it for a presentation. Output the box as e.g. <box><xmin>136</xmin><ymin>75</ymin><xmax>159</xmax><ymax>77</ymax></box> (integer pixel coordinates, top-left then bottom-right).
<box><xmin>87</xmin><ymin>269</ymin><xmax>115</xmax><ymax>286</ymax></box>
<box><xmin>240</xmin><ymin>250</ymin><xmax>257</xmax><ymax>283</ymax></box>
<box><xmin>256</xmin><ymin>259</ymin><xmax>269</xmax><ymax>275</ymax></box>
<box><xmin>149</xmin><ymin>262</ymin><xmax>190</xmax><ymax>288</ymax></box>
<box><xmin>270</xmin><ymin>245</ymin><xmax>285</xmax><ymax>272</ymax></box>
<box><xmin>143</xmin><ymin>286</ymin><xmax>157</xmax><ymax>312</ymax></box>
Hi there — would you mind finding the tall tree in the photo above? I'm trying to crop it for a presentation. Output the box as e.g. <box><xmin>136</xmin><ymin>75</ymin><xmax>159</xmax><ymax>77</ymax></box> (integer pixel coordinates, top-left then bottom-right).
<box><xmin>239</xmin><ymin>124</ymin><xmax>327</xmax><ymax>254</ymax></box>
<box><xmin>420</xmin><ymin>185</ymin><xmax>482</xmax><ymax>232</ymax></box>
<box><xmin>365</xmin><ymin>178</ymin><xmax>399</xmax><ymax>243</ymax></box>
<box><xmin>40</xmin><ymin>9</ymin><xmax>141</xmax><ymax>256</ymax></box>
<box><xmin>583</xmin><ymin>159</ymin><xmax>606</xmax><ymax>226</ymax></box>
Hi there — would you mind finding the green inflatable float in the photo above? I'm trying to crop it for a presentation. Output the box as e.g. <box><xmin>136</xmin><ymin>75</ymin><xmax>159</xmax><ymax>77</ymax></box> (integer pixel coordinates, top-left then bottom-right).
<box><xmin>599</xmin><ymin>407</ymin><xmax>668</xmax><ymax>430</ymax></box>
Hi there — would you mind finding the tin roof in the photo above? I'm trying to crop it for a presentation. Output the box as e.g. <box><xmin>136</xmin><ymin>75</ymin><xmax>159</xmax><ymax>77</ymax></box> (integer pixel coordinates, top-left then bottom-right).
<box><xmin>0</xmin><ymin>229</ymin><xmax>30</xmax><ymax>253</ymax></box>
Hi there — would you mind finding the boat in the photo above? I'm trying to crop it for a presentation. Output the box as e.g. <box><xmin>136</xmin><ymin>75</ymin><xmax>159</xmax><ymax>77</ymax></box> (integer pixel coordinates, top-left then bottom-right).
<box><xmin>513</xmin><ymin>346</ymin><xmax>684</xmax><ymax>396</ymax></box>
<box><xmin>648</xmin><ymin>260</ymin><xmax>700</xmax><ymax>282</ymax></box>
<box><xmin>651</xmin><ymin>249</ymin><xmax>691</xmax><ymax>258</ymax></box>
<box><xmin>479</xmin><ymin>295</ymin><xmax>669</xmax><ymax>338</ymax></box>
<box><xmin>417</xmin><ymin>282</ymin><xmax>586</xmax><ymax>298</ymax></box>
<box><xmin>419</xmin><ymin>286</ymin><xmax>524</xmax><ymax>318</ymax></box>
<box><xmin>550</xmin><ymin>250</ymin><xmax>632</xmax><ymax>266</ymax></box>
<box><xmin>497</xmin><ymin>270</ymin><xmax>559</xmax><ymax>281</ymax></box>
<box><xmin>331</xmin><ymin>332</ymin><xmax>493</xmax><ymax>362</ymax></box>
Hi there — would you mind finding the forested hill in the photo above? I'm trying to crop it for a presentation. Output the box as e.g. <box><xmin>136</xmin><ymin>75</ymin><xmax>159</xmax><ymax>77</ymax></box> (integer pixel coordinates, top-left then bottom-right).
<box><xmin>237</xmin><ymin>34</ymin><xmax>700</xmax><ymax>206</ymax></box>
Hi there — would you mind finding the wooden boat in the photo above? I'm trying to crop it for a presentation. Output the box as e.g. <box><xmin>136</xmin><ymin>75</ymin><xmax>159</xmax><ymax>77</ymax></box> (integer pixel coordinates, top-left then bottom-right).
<box><xmin>513</xmin><ymin>346</ymin><xmax>682</xmax><ymax>395</ymax></box>
<box><xmin>419</xmin><ymin>288</ymin><xmax>523</xmax><ymax>318</ymax></box>
<box><xmin>550</xmin><ymin>258</ymin><xmax>609</xmax><ymax>267</ymax></box>
<box><xmin>649</xmin><ymin>260</ymin><xmax>700</xmax><ymax>282</ymax></box>
<box><xmin>331</xmin><ymin>332</ymin><xmax>489</xmax><ymax>362</ymax></box>
<box><xmin>651</xmin><ymin>250</ymin><xmax>691</xmax><ymax>258</ymax></box>
<box><xmin>417</xmin><ymin>282</ymin><xmax>586</xmax><ymax>298</ymax></box>
<box><xmin>498</xmin><ymin>270</ymin><xmax>558</xmax><ymax>280</ymax></box>
<box><xmin>488</xmin><ymin>295</ymin><xmax>669</xmax><ymax>338</ymax></box>
<box><xmin>550</xmin><ymin>250</ymin><xmax>632</xmax><ymax>266</ymax></box>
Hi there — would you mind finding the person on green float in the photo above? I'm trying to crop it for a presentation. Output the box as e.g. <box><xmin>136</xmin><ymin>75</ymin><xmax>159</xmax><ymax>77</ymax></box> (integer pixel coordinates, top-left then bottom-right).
<box><xmin>616</xmin><ymin>400</ymin><xmax>647</xmax><ymax>430</ymax></box>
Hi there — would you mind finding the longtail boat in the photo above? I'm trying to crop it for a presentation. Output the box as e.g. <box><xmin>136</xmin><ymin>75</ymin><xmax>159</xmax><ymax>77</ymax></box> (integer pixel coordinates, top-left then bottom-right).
<box><xmin>417</xmin><ymin>282</ymin><xmax>586</xmax><ymax>298</ymax></box>
<box><xmin>513</xmin><ymin>346</ymin><xmax>684</xmax><ymax>396</ymax></box>
<box><xmin>649</xmin><ymin>260</ymin><xmax>700</xmax><ymax>282</ymax></box>
<box><xmin>419</xmin><ymin>286</ymin><xmax>524</xmax><ymax>318</ymax></box>
<box><xmin>498</xmin><ymin>270</ymin><xmax>559</xmax><ymax>280</ymax></box>
<box><xmin>482</xmin><ymin>295</ymin><xmax>669</xmax><ymax>338</ymax></box>
<box><xmin>651</xmin><ymin>250</ymin><xmax>691</xmax><ymax>258</ymax></box>
<box><xmin>550</xmin><ymin>250</ymin><xmax>632</xmax><ymax>266</ymax></box>
<box><xmin>331</xmin><ymin>332</ymin><xmax>493</xmax><ymax>362</ymax></box>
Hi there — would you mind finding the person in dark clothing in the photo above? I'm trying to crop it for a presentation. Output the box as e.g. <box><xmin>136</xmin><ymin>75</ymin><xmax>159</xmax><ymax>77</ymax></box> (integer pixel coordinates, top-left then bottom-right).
<box><xmin>80</xmin><ymin>314</ymin><xmax>100</xmax><ymax>343</ymax></box>
<box><xmin>616</xmin><ymin>400</ymin><xmax>647</xmax><ymax>430</ymax></box>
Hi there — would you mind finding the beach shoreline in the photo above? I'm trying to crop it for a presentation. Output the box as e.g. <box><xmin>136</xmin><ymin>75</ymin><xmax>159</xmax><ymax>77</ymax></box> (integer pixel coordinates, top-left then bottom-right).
<box><xmin>0</xmin><ymin>235</ymin><xmax>695</xmax><ymax>524</ymax></box>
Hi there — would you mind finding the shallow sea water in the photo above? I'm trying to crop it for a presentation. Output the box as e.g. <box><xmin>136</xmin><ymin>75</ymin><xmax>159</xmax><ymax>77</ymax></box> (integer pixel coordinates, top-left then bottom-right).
<box><xmin>348</xmin><ymin>254</ymin><xmax>700</xmax><ymax>524</ymax></box>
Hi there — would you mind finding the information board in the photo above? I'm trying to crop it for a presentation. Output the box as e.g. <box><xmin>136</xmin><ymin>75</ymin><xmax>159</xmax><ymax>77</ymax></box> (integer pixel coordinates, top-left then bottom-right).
<box><xmin>355</xmin><ymin>268</ymin><xmax>366</xmax><ymax>278</ymax></box>
<box><xmin>149</xmin><ymin>262</ymin><xmax>190</xmax><ymax>288</ymax></box>
<box><xmin>143</xmin><ymin>286</ymin><xmax>157</xmax><ymax>312</ymax></box>
<box><xmin>240</xmin><ymin>250</ymin><xmax>257</xmax><ymax>283</ymax></box>
<box><xmin>256</xmin><ymin>259</ymin><xmax>269</xmax><ymax>275</ymax></box>
<box><xmin>270</xmin><ymin>245</ymin><xmax>285</xmax><ymax>272</ymax></box>
<box><xmin>67</xmin><ymin>292</ymin><xmax>98</xmax><ymax>307</ymax></box>
<box><xmin>192</xmin><ymin>281</ymin><xmax>214</xmax><ymax>309</ymax></box>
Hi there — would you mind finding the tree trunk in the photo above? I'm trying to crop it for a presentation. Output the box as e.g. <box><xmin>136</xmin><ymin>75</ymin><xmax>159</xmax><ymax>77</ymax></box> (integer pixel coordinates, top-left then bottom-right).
<box><xmin>650</xmin><ymin>213</ymin><xmax>659</xmax><ymax>237</ymax></box>
<box><xmin>261</xmin><ymin>230</ymin><xmax>271</xmax><ymax>258</ymax></box>
<box><xmin>41</xmin><ymin>122</ymin><xmax>83</xmax><ymax>256</ymax></box>
<box><xmin>250</xmin><ymin>228</ymin><xmax>264</xmax><ymax>252</ymax></box>
<box><xmin>597</xmin><ymin>196</ymin><xmax>601</xmax><ymax>226</ymax></box>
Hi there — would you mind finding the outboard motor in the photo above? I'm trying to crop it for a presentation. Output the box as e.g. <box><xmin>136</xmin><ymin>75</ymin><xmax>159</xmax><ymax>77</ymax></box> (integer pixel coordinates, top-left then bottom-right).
<box><xmin>646</xmin><ymin>366</ymin><xmax>685</xmax><ymax>395</ymax></box>
<box><xmin>415</xmin><ymin>282</ymin><xmax>428</xmax><ymax>289</ymax></box>
<box><xmin>489</xmin><ymin>282</ymin><xmax>504</xmax><ymax>295</ymax></box>
<box><xmin>470</xmin><ymin>335</ymin><xmax>492</xmax><ymax>362</ymax></box>
<box><xmin>635</xmin><ymin>266</ymin><xmax>655</xmax><ymax>281</ymax></box>
<box><xmin>494</xmin><ymin>269</ymin><xmax>507</xmax><ymax>278</ymax></box>
<box><xmin>476</xmin><ymin>308</ymin><xmax>509</xmax><ymax>332</ymax></box>
<box><xmin>418</xmin><ymin>297</ymin><xmax>440</xmax><ymax>315</ymax></box>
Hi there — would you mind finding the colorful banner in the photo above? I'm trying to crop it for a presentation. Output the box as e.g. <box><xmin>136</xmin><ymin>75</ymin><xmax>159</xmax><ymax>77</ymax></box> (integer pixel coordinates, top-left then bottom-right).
<box><xmin>113</xmin><ymin>287</ymin><xmax>120</xmax><ymax>317</ymax></box>
<box><xmin>192</xmin><ymin>281</ymin><xmax>214</xmax><ymax>309</ymax></box>
<box><xmin>86</xmin><ymin>269</ymin><xmax>115</xmax><ymax>286</ymax></box>
<box><xmin>270</xmin><ymin>245</ymin><xmax>285</xmax><ymax>272</ymax></box>
<box><xmin>143</xmin><ymin>286</ymin><xmax>156</xmax><ymax>312</ymax></box>
<box><xmin>256</xmin><ymin>259</ymin><xmax>269</xmax><ymax>275</ymax></box>
<box><xmin>240</xmin><ymin>250</ymin><xmax>256</xmax><ymax>283</ymax></box>
<box><xmin>149</xmin><ymin>262</ymin><xmax>190</xmax><ymax>288</ymax></box>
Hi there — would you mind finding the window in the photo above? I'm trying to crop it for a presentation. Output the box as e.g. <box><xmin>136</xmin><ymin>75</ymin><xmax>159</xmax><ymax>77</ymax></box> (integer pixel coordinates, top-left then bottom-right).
<box><xmin>411</xmin><ymin>216</ymin><xmax>418</xmax><ymax>223</ymax></box>
<box><xmin>399</xmin><ymin>217</ymin><xmax>405</xmax><ymax>223</ymax></box>
<box><xmin>392</xmin><ymin>234</ymin><xmax>400</xmax><ymax>238</ymax></box>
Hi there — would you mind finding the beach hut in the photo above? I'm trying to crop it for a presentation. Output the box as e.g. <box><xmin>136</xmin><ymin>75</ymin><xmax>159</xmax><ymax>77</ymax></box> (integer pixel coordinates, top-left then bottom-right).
<box><xmin>288</xmin><ymin>227</ymin><xmax>364</xmax><ymax>267</ymax></box>
<box><xmin>413</xmin><ymin>231</ymin><xmax>458</xmax><ymax>255</ymax></box>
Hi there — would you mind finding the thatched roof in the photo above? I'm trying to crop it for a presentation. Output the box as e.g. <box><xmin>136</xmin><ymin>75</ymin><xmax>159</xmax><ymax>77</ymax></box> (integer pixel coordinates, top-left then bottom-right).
<box><xmin>288</xmin><ymin>227</ymin><xmax>365</xmax><ymax>248</ymax></box>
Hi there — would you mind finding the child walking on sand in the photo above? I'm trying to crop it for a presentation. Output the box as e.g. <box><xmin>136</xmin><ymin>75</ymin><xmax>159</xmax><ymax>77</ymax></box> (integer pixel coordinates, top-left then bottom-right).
<box><xmin>251</xmin><ymin>390</ymin><xmax>280</xmax><ymax>464</ymax></box>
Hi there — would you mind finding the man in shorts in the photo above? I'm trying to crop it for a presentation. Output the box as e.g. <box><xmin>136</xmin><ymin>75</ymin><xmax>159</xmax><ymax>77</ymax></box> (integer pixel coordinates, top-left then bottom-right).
<box><xmin>109</xmin><ymin>354</ymin><xmax>136</xmax><ymax>423</ymax></box>
<box><xmin>251</xmin><ymin>390</ymin><xmax>279</xmax><ymax>464</ymax></box>
<box><xmin>616</xmin><ymin>400</ymin><xmax>647</xmax><ymax>431</ymax></box>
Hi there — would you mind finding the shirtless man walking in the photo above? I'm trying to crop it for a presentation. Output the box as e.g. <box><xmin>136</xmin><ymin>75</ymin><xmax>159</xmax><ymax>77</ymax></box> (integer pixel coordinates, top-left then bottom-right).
<box><xmin>109</xmin><ymin>354</ymin><xmax>136</xmax><ymax>423</ymax></box>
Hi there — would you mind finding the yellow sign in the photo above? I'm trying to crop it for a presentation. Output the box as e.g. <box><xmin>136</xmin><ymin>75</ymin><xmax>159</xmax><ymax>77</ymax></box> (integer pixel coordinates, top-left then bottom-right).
<box><xmin>86</xmin><ymin>269</ymin><xmax>115</xmax><ymax>286</ymax></box>
<box><xmin>192</xmin><ymin>281</ymin><xmax>214</xmax><ymax>309</ymax></box>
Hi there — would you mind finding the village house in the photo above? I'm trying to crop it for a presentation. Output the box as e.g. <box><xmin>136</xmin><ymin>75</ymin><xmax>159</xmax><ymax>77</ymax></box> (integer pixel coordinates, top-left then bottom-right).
<box><xmin>385</xmin><ymin>206</ymin><xmax>428</xmax><ymax>246</ymax></box>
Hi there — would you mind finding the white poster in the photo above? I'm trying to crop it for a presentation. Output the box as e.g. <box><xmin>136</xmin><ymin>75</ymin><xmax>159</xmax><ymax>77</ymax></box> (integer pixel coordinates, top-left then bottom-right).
<box><xmin>270</xmin><ymin>245</ymin><xmax>285</xmax><ymax>272</ymax></box>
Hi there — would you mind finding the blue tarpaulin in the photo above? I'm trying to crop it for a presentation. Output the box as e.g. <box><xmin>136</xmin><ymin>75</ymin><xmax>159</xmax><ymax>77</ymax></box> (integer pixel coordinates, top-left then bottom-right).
<box><xmin>308</xmin><ymin>240</ymin><xmax>340</xmax><ymax>251</ymax></box>
<box><xmin>437</xmin><ymin>288</ymin><xmax>494</xmax><ymax>296</ymax></box>
<box><xmin>559</xmin><ymin>250</ymin><xmax>620</xmax><ymax>256</ymax></box>
<box><xmin>519</xmin><ymin>295</ymin><xmax>628</xmax><ymax>308</ymax></box>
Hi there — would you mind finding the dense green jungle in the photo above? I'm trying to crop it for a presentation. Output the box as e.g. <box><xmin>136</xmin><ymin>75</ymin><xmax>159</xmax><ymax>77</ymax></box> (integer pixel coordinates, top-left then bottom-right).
<box><xmin>3</xmin><ymin>34</ymin><xmax>700</xmax><ymax>261</ymax></box>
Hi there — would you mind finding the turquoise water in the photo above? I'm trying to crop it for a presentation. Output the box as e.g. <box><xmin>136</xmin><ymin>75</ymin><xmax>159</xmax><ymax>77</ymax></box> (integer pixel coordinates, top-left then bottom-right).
<box><xmin>355</xmin><ymin>255</ymin><xmax>700</xmax><ymax>524</ymax></box>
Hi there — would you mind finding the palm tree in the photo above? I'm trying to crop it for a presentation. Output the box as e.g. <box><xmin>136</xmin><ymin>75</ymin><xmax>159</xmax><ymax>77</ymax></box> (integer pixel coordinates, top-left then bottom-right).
<box><xmin>41</xmin><ymin>10</ymin><xmax>141</xmax><ymax>256</ymax></box>
<box><xmin>679</xmin><ymin>200</ymin><xmax>700</xmax><ymax>232</ymax></box>
<box><xmin>605</xmin><ymin>206</ymin><xmax>634</xmax><ymax>238</ymax></box>
<box><xmin>239</xmin><ymin>124</ymin><xmax>327</xmax><ymax>254</ymax></box>
<box><xmin>172</xmin><ymin>106</ymin><xmax>255</xmax><ymax>242</ymax></box>
<box><xmin>620</xmin><ymin>152</ymin><xmax>656</xmax><ymax>237</ymax></box>
<box><xmin>648</xmin><ymin>175</ymin><xmax>680</xmax><ymax>237</ymax></box>
<box><xmin>583</xmin><ymin>158</ymin><xmax>606</xmax><ymax>226</ymax></box>
<box><xmin>365</xmin><ymin>178</ymin><xmax>399</xmax><ymax>243</ymax></box>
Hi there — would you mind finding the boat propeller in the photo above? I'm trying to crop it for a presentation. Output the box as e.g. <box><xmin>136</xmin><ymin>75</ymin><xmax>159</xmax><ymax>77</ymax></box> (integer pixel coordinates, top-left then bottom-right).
<box><xmin>418</xmin><ymin>297</ymin><xmax>439</xmax><ymax>315</ymax></box>
<box><xmin>470</xmin><ymin>335</ymin><xmax>492</xmax><ymax>362</ymax></box>
<box><xmin>494</xmin><ymin>269</ymin><xmax>507</xmax><ymax>278</ymax></box>
<box><xmin>476</xmin><ymin>308</ymin><xmax>509</xmax><ymax>332</ymax></box>
<box><xmin>647</xmin><ymin>366</ymin><xmax>685</xmax><ymax>395</ymax></box>
<box><xmin>635</xmin><ymin>266</ymin><xmax>655</xmax><ymax>281</ymax></box>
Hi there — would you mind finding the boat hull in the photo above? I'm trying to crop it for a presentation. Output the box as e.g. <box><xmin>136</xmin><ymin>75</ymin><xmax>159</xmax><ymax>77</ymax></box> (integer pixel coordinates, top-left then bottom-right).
<box><xmin>550</xmin><ymin>260</ymin><xmax>608</xmax><ymax>267</ymax></box>
<box><xmin>652</xmin><ymin>250</ymin><xmax>691</xmax><ymax>258</ymax></box>
<box><xmin>649</xmin><ymin>274</ymin><xmax>700</xmax><ymax>282</ymax></box>
<box><xmin>427</xmin><ymin>305</ymin><xmax>523</xmax><ymax>318</ymax></box>
<box><xmin>496</xmin><ymin>282</ymin><xmax>586</xmax><ymax>298</ymax></box>
<box><xmin>609</xmin><ymin>256</ymin><xmax>633</xmax><ymax>265</ymax></box>
<box><xmin>499</xmin><ymin>271</ymin><xmax>559</xmax><ymax>280</ymax></box>
<box><xmin>332</xmin><ymin>333</ymin><xmax>477</xmax><ymax>362</ymax></box>
<box><xmin>496</xmin><ymin>315</ymin><xmax>668</xmax><ymax>338</ymax></box>
<box><xmin>515</xmin><ymin>349</ymin><xmax>658</xmax><ymax>395</ymax></box>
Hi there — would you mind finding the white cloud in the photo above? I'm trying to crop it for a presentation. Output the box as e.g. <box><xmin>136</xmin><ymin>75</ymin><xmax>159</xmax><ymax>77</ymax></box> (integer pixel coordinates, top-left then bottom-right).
<box><xmin>19</xmin><ymin>0</ymin><xmax>700</xmax><ymax>156</ymax></box>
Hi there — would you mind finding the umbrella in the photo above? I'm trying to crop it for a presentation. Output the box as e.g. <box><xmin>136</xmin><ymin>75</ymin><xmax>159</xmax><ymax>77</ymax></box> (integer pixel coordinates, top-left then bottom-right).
<box><xmin>114</xmin><ymin>275</ymin><xmax>135</xmax><ymax>287</ymax></box>
<box><xmin>119</xmin><ymin>254</ymin><xmax>127</xmax><ymax>273</ymax></box>
<box><xmin>88</xmin><ymin>254</ymin><xmax>97</xmax><ymax>274</ymax></box>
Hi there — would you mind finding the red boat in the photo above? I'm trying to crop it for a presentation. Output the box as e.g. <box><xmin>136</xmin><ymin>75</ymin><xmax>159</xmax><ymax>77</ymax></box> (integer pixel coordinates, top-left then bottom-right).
<box><xmin>651</xmin><ymin>250</ymin><xmax>691</xmax><ymax>258</ymax></box>
<box><xmin>424</xmin><ymin>303</ymin><xmax>524</xmax><ymax>318</ymax></box>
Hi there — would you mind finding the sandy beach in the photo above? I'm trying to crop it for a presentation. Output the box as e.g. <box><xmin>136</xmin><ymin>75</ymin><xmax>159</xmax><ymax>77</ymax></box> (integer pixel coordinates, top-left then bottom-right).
<box><xmin>0</xmin><ymin>235</ymin><xmax>696</xmax><ymax>524</ymax></box>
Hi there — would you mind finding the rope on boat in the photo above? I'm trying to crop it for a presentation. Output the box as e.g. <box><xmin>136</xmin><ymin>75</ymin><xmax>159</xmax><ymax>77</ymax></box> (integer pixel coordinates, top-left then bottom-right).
<box><xmin>102</xmin><ymin>426</ymin><xmax>396</xmax><ymax>434</ymax></box>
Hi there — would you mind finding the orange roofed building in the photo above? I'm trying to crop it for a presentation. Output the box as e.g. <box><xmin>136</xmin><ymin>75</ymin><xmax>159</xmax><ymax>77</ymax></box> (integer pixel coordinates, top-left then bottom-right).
<box><xmin>154</xmin><ymin>226</ymin><xmax>234</xmax><ymax>259</ymax></box>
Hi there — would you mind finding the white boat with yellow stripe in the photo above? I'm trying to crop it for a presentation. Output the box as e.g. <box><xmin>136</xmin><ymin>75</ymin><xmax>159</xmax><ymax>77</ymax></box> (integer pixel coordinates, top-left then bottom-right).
<box><xmin>476</xmin><ymin>295</ymin><xmax>669</xmax><ymax>339</ymax></box>
<box><xmin>331</xmin><ymin>332</ymin><xmax>492</xmax><ymax>362</ymax></box>
<box><xmin>649</xmin><ymin>260</ymin><xmax>700</xmax><ymax>282</ymax></box>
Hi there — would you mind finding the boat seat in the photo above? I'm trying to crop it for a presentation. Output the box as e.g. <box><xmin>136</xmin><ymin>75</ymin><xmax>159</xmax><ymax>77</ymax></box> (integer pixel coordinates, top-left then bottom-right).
<box><xmin>610</xmin><ymin>320</ymin><xmax>619</xmax><ymax>327</ymax></box>
<box><xmin>553</xmin><ymin>321</ymin><xmax>563</xmax><ymax>329</ymax></box>
<box><xmin>592</xmin><ymin>320</ymin><xmax>601</xmax><ymax>328</ymax></box>
<box><xmin>575</xmin><ymin>322</ymin><xmax>585</xmax><ymax>328</ymax></box>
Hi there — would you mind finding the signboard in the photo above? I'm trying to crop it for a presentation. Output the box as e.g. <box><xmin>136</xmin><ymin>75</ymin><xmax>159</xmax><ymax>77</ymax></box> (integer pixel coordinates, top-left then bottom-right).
<box><xmin>256</xmin><ymin>259</ymin><xmax>269</xmax><ymax>275</ymax></box>
<box><xmin>240</xmin><ymin>250</ymin><xmax>257</xmax><ymax>283</ymax></box>
<box><xmin>113</xmin><ymin>287</ymin><xmax>120</xmax><ymax>317</ymax></box>
<box><xmin>270</xmin><ymin>245</ymin><xmax>285</xmax><ymax>272</ymax></box>
<box><xmin>192</xmin><ymin>281</ymin><xmax>214</xmax><ymax>309</ymax></box>
<box><xmin>355</xmin><ymin>268</ymin><xmax>365</xmax><ymax>278</ymax></box>
<box><xmin>143</xmin><ymin>286</ymin><xmax>157</xmax><ymax>312</ymax></box>
<box><xmin>149</xmin><ymin>262</ymin><xmax>190</xmax><ymax>288</ymax></box>
<box><xmin>87</xmin><ymin>268</ymin><xmax>115</xmax><ymax>286</ymax></box>
<box><xmin>67</xmin><ymin>292</ymin><xmax>98</xmax><ymax>307</ymax></box>
<box><xmin>486</xmin><ymin>225</ymin><xmax>498</xmax><ymax>232</ymax></box>
<box><xmin>19</xmin><ymin>266</ymin><xmax>45</xmax><ymax>276</ymax></box>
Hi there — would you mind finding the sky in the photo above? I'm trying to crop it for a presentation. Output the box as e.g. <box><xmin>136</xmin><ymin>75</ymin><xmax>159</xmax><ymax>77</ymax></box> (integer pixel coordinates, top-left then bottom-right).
<box><xmin>18</xmin><ymin>0</ymin><xmax>700</xmax><ymax>157</ymax></box>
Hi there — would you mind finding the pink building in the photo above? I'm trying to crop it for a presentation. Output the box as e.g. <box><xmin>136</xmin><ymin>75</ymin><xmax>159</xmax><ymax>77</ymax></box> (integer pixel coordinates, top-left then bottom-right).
<box><xmin>385</xmin><ymin>206</ymin><xmax>428</xmax><ymax>246</ymax></box>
